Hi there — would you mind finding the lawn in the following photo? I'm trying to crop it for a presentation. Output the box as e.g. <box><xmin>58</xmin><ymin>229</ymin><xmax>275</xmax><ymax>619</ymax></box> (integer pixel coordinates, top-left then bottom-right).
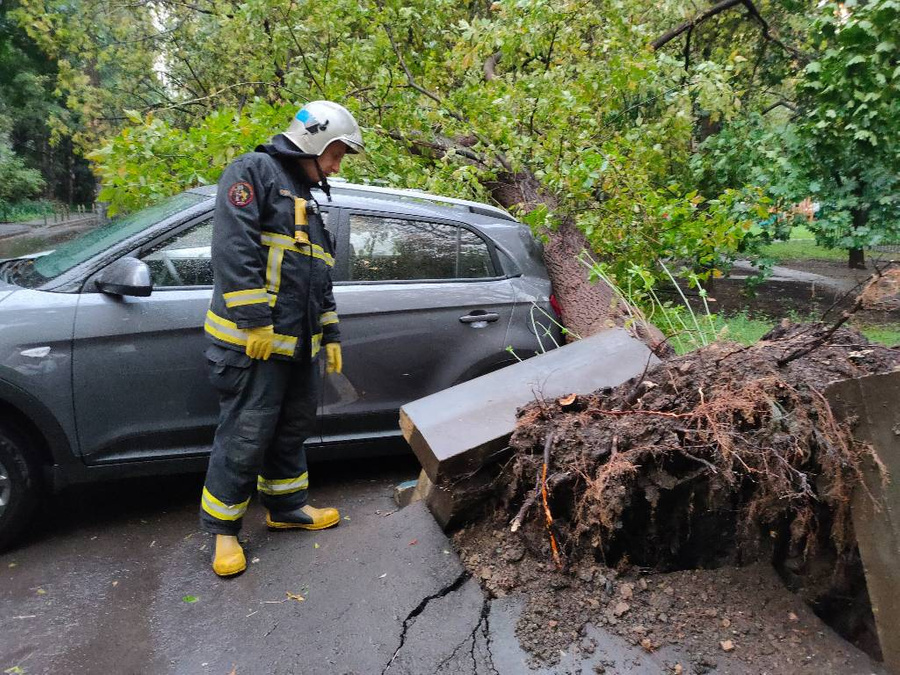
<box><xmin>760</xmin><ymin>225</ymin><xmax>847</xmax><ymax>262</ymax></box>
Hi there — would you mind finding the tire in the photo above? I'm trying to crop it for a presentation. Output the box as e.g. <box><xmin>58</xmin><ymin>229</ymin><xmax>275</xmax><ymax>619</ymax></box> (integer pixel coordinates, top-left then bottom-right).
<box><xmin>0</xmin><ymin>425</ymin><xmax>41</xmax><ymax>551</ymax></box>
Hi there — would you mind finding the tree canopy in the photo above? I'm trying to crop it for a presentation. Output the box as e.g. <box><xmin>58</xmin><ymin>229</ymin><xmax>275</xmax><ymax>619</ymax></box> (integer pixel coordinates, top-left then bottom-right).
<box><xmin>8</xmin><ymin>0</ymin><xmax>897</xmax><ymax>327</ymax></box>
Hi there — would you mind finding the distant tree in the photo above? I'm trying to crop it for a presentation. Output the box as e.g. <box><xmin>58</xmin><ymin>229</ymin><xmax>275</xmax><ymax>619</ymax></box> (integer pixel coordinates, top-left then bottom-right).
<box><xmin>0</xmin><ymin>128</ymin><xmax>45</xmax><ymax>204</ymax></box>
<box><xmin>0</xmin><ymin>3</ymin><xmax>94</xmax><ymax>205</ymax></box>
<box><xmin>787</xmin><ymin>0</ymin><xmax>900</xmax><ymax>268</ymax></box>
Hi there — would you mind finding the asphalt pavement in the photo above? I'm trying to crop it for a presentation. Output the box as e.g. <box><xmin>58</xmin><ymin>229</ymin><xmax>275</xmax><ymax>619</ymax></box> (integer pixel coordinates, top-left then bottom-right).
<box><xmin>0</xmin><ymin>456</ymin><xmax>736</xmax><ymax>675</ymax></box>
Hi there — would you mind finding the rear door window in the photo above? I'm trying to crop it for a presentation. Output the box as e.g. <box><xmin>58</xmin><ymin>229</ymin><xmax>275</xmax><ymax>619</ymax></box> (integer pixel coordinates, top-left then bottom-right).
<box><xmin>347</xmin><ymin>214</ymin><xmax>495</xmax><ymax>282</ymax></box>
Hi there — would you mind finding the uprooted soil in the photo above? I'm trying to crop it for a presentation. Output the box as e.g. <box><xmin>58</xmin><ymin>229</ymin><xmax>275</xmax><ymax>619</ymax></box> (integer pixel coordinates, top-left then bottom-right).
<box><xmin>454</xmin><ymin>320</ymin><xmax>900</xmax><ymax>672</ymax></box>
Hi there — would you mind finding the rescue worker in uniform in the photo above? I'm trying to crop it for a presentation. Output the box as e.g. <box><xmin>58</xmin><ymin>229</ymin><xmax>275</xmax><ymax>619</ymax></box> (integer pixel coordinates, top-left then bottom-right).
<box><xmin>199</xmin><ymin>100</ymin><xmax>363</xmax><ymax>577</ymax></box>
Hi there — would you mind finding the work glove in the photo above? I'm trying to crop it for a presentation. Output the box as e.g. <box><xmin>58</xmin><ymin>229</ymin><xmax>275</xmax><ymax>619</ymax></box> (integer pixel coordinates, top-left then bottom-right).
<box><xmin>245</xmin><ymin>325</ymin><xmax>275</xmax><ymax>360</ymax></box>
<box><xmin>325</xmin><ymin>342</ymin><xmax>342</xmax><ymax>374</ymax></box>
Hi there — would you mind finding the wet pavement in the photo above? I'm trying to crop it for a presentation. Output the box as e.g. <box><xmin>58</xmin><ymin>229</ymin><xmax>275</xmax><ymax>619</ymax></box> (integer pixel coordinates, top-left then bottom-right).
<box><xmin>0</xmin><ymin>455</ymin><xmax>727</xmax><ymax>675</ymax></box>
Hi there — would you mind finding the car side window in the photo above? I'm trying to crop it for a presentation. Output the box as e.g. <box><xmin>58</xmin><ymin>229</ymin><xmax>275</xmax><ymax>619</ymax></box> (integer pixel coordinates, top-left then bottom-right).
<box><xmin>142</xmin><ymin>218</ymin><xmax>214</xmax><ymax>287</ymax></box>
<box><xmin>348</xmin><ymin>215</ymin><xmax>495</xmax><ymax>282</ymax></box>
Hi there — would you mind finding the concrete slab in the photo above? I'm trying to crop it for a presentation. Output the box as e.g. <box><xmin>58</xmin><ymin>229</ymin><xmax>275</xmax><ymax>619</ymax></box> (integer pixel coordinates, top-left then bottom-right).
<box><xmin>401</xmin><ymin>328</ymin><xmax>657</xmax><ymax>485</ymax></box>
<box><xmin>826</xmin><ymin>370</ymin><xmax>900</xmax><ymax>673</ymax></box>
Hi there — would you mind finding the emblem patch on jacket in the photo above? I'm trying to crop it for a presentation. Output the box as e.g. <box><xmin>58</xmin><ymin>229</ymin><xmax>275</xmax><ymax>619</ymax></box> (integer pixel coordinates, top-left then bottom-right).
<box><xmin>228</xmin><ymin>182</ymin><xmax>254</xmax><ymax>207</ymax></box>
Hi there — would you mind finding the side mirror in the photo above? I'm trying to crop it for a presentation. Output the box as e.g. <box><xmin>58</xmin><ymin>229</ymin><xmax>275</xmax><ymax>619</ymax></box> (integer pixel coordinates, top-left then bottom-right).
<box><xmin>95</xmin><ymin>257</ymin><xmax>153</xmax><ymax>297</ymax></box>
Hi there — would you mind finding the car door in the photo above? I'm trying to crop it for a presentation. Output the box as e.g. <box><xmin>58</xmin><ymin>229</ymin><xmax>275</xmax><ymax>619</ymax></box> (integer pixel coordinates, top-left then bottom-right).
<box><xmin>71</xmin><ymin>207</ymin><xmax>340</xmax><ymax>464</ymax></box>
<box><xmin>320</xmin><ymin>210</ymin><xmax>518</xmax><ymax>446</ymax></box>
<box><xmin>71</xmin><ymin>215</ymin><xmax>218</xmax><ymax>463</ymax></box>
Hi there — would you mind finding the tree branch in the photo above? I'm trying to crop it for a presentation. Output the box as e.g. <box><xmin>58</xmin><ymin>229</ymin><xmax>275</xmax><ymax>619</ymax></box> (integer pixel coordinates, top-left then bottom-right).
<box><xmin>383</xmin><ymin>130</ymin><xmax>493</xmax><ymax>168</ymax></box>
<box><xmin>738</xmin><ymin>0</ymin><xmax>805</xmax><ymax>61</ymax></box>
<box><xmin>382</xmin><ymin>22</ymin><xmax>512</xmax><ymax>171</ymax></box>
<box><xmin>652</xmin><ymin>0</ymin><xmax>806</xmax><ymax>62</ymax></box>
<box><xmin>278</xmin><ymin>1</ymin><xmax>325</xmax><ymax>96</ymax></box>
<box><xmin>761</xmin><ymin>99</ymin><xmax>796</xmax><ymax>114</ymax></box>
<box><xmin>651</xmin><ymin>0</ymin><xmax>743</xmax><ymax>50</ymax></box>
<box><xmin>484</xmin><ymin>52</ymin><xmax>500</xmax><ymax>82</ymax></box>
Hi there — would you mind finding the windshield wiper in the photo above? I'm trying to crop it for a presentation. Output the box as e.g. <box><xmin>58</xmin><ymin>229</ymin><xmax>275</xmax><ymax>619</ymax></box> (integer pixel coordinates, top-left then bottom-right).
<box><xmin>0</xmin><ymin>258</ymin><xmax>32</xmax><ymax>284</ymax></box>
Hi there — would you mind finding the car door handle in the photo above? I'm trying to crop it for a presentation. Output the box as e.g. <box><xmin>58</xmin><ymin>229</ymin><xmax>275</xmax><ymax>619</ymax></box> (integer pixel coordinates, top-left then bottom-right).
<box><xmin>459</xmin><ymin>312</ymin><xmax>500</xmax><ymax>324</ymax></box>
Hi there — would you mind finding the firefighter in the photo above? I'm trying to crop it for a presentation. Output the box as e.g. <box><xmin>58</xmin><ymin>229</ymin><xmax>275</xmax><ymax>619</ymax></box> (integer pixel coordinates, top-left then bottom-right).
<box><xmin>200</xmin><ymin>101</ymin><xmax>363</xmax><ymax>577</ymax></box>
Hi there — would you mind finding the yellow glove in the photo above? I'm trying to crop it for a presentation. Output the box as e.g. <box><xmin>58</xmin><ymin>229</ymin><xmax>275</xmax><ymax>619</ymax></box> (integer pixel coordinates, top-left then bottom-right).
<box><xmin>245</xmin><ymin>325</ymin><xmax>275</xmax><ymax>360</ymax></box>
<box><xmin>325</xmin><ymin>342</ymin><xmax>342</xmax><ymax>374</ymax></box>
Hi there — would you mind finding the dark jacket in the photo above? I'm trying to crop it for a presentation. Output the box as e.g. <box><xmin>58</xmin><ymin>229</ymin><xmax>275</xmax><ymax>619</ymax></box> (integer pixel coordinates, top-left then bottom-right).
<box><xmin>204</xmin><ymin>135</ymin><xmax>340</xmax><ymax>361</ymax></box>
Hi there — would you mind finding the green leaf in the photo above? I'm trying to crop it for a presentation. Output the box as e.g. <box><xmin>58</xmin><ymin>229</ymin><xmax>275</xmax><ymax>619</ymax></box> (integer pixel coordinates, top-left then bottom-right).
<box><xmin>124</xmin><ymin>109</ymin><xmax>143</xmax><ymax>124</ymax></box>
<box><xmin>182</xmin><ymin>595</ymin><xmax>199</xmax><ymax>603</ymax></box>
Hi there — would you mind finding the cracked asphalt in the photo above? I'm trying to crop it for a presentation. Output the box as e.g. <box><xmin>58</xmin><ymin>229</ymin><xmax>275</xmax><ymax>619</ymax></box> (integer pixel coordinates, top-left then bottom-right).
<box><xmin>1</xmin><ymin>454</ymin><xmax>733</xmax><ymax>675</ymax></box>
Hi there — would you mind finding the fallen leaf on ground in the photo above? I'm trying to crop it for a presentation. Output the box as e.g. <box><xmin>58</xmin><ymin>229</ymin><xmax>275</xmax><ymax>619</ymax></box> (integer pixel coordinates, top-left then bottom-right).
<box><xmin>285</xmin><ymin>592</ymin><xmax>305</xmax><ymax>603</ymax></box>
<box><xmin>720</xmin><ymin>639</ymin><xmax>735</xmax><ymax>652</ymax></box>
<box><xmin>182</xmin><ymin>595</ymin><xmax>199</xmax><ymax>603</ymax></box>
<box><xmin>409</xmin><ymin>539</ymin><xmax>418</xmax><ymax>546</ymax></box>
<box><xmin>35</xmin><ymin>589</ymin><xmax>45</xmax><ymax>595</ymax></box>
<box><xmin>314</xmin><ymin>543</ymin><xmax>320</xmax><ymax>549</ymax></box>
<box><xmin>558</xmin><ymin>393</ymin><xmax>577</xmax><ymax>406</ymax></box>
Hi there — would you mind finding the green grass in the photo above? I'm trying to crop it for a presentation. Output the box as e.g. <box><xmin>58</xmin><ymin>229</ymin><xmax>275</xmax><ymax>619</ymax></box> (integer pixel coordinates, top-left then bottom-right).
<box><xmin>655</xmin><ymin>309</ymin><xmax>900</xmax><ymax>354</ymax></box>
<box><xmin>857</xmin><ymin>324</ymin><xmax>900</xmax><ymax>347</ymax></box>
<box><xmin>0</xmin><ymin>200</ymin><xmax>55</xmax><ymax>224</ymax></box>
<box><xmin>761</xmin><ymin>238</ymin><xmax>847</xmax><ymax>262</ymax></box>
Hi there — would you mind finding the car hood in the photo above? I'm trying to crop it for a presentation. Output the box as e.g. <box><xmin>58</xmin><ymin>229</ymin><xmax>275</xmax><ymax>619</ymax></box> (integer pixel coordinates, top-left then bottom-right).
<box><xmin>0</xmin><ymin>285</ymin><xmax>17</xmax><ymax>305</ymax></box>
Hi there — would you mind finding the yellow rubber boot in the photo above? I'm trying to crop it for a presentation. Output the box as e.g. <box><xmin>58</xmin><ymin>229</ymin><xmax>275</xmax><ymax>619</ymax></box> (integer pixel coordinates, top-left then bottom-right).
<box><xmin>266</xmin><ymin>505</ymin><xmax>341</xmax><ymax>531</ymax></box>
<box><xmin>212</xmin><ymin>535</ymin><xmax>246</xmax><ymax>577</ymax></box>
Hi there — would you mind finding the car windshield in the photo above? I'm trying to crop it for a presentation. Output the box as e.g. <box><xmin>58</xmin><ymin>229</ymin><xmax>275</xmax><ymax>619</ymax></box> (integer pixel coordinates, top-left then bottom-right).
<box><xmin>10</xmin><ymin>193</ymin><xmax>207</xmax><ymax>288</ymax></box>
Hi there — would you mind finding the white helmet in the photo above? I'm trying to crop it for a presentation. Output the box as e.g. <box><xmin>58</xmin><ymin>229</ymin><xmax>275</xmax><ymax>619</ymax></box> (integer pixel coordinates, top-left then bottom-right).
<box><xmin>283</xmin><ymin>101</ymin><xmax>364</xmax><ymax>156</ymax></box>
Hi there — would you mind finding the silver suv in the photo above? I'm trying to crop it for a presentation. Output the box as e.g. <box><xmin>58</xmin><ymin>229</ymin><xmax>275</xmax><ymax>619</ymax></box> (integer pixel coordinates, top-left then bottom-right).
<box><xmin>0</xmin><ymin>181</ymin><xmax>561</xmax><ymax>548</ymax></box>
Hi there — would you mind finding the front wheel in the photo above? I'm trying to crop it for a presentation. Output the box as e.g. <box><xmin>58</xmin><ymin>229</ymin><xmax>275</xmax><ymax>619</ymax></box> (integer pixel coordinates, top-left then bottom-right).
<box><xmin>0</xmin><ymin>426</ymin><xmax>41</xmax><ymax>551</ymax></box>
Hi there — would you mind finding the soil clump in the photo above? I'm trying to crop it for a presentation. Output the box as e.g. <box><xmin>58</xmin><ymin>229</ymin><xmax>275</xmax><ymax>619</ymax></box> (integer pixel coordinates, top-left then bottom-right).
<box><xmin>454</xmin><ymin>321</ymin><xmax>899</xmax><ymax>671</ymax></box>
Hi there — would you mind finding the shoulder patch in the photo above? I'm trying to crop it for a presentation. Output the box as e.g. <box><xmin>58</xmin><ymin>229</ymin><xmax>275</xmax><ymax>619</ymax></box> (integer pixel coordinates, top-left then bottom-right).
<box><xmin>227</xmin><ymin>182</ymin><xmax>254</xmax><ymax>208</ymax></box>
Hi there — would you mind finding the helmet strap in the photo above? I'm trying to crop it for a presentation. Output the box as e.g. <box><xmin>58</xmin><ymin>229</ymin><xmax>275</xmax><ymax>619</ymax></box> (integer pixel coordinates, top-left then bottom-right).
<box><xmin>313</xmin><ymin>158</ymin><xmax>332</xmax><ymax>202</ymax></box>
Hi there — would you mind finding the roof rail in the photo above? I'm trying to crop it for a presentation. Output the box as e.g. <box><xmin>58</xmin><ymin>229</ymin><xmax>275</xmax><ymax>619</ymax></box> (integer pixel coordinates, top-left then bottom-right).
<box><xmin>328</xmin><ymin>178</ymin><xmax>518</xmax><ymax>223</ymax></box>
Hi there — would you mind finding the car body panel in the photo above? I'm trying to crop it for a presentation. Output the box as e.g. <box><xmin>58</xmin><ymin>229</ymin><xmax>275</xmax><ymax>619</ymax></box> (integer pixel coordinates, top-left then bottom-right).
<box><xmin>0</xmin><ymin>288</ymin><xmax>79</xmax><ymax>458</ymax></box>
<box><xmin>72</xmin><ymin>286</ymin><xmax>215</xmax><ymax>463</ymax></box>
<box><xmin>322</xmin><ymin>278</ymin><xmax>517</xmax><ymax>442</ymax></box>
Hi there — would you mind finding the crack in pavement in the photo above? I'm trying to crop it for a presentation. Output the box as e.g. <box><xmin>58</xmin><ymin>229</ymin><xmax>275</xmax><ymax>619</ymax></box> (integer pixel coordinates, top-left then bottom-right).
<box><xmin>381</xmin><ymin>571</ymin><xmax>470</xmax><ymax>674</ymax></box>
<box><xmin>427</xmin><ymin>588</ymin><xmax>500</xmax><ymax>675</ymax></box>
<box><xmin>477</xmin><ymin>597</ymin><xmax>499</xmax><ymax>675</ymax></box>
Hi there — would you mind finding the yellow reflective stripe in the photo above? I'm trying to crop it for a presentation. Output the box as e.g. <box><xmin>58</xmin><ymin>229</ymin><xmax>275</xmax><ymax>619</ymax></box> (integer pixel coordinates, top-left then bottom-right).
<box><xmin>224</xmin><ymin>288</ymin><xmax>267</xmax><ymax>300</ymax></box>
<box><xmin>260</xmin><ymin>230</ymin><xmax>334</xmax><ymax>268</ymax></box>
<box><xmin>268</xmin><ymin>293</ymin><xmax>277</xmax><ymax>307</ymax></box>
<box><xmin>309</xmin><ymin>245</ymin><xmax>335</xmax><ymax>268</ymax></box>
<box><xmin>201</xmin><ymin>487</ymin><xmax>250</xmax><ymax>521</ymax></box>
<box><xmin>257</xmin><ymin>472</ymin><xmax>309</xmax><ymax>495</ymax></box>
<box><xmin>260</xmin><ymin>231</ymin><xmax>296</xmax><ymax>247</ymax></box>
<box><xmin>204</xmin><ymin>310</ymin><xmax>297</xmax><ymax>356</ymax></box>
<box><xmin>311</xmin><ymin>332</ymin><xmax>323</xmax><ymax>357</ymax></box>
<box><xmin>223</xmin><ymin>288</ymin><xmax>269</xmax><ymax>308</ymax></box>
<box><xmin>320</xmin><ymin>311</ymin><xmax>339</xmax><ymax>326</ymax></box>
<box><xmin>266</xmin><ymin>246</ymin><xmax>285</xmax><ymax>294</ymax></box>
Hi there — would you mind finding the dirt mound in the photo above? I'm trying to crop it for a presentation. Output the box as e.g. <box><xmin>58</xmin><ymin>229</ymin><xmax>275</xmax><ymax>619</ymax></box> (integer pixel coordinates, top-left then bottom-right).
<box><xmin>454</xmin><ymin>321</ymin><xmax>899</xmax><ymax>669</ymax></box>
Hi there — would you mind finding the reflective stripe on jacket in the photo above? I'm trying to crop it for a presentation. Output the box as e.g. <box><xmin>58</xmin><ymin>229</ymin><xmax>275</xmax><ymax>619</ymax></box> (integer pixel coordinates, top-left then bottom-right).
<box><xmin>206</xmin><ymin>149</ymin><xmax>340</xmax><ymax>361</ymax></box>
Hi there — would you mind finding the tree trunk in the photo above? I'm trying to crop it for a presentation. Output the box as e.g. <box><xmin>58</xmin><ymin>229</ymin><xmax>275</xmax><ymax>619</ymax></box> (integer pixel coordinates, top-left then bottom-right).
<box><xmin>849</xmin><ymin>206</ymin><xmax>867</xmax><ymax>270</ymax></box>
<box><xmin>486</xmin><ymin>171</ymin><xmax>671</xmax><ymax>356</ymax></box>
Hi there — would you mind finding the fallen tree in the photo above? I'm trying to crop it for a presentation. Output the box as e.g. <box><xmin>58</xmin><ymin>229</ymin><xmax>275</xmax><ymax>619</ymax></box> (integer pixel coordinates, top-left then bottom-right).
<box><xmin>454</xmin><ymin>319</ymin><xmax>899</xmax><ymax>666</ymax></box>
